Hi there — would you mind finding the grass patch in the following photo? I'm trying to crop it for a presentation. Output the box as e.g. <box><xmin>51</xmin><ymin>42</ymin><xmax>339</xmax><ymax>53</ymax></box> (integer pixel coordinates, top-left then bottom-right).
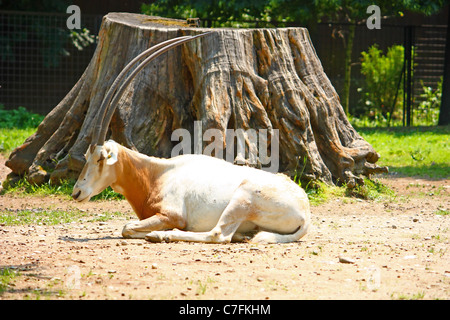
<box><xmin>0</xmin><ymin>267</ymin><xmax>19</xmax><ymax>295</ymax></box>
<box><xmin>0</xmin><ymin>105</ymin><xmax>43</xmax><ymax>155</ymax></box>
<box><xmin>391</xmin><ymin>291</ymin><xmax>426</xmax><ymax>300</ymax></box>
<box><xmin>0</xmin><ymin>208</ymin><xmax>126</xmax><ymax>226</ymax></box>
<box><xmin>304</xmin><ymin>181</ymin><xmax>346</xmax><ymax>206</ymax></box>
<box><xmin>0</xmin><ymin>127</ymin><xmax>38</xmax><ymax>155</ymax></box>
<box><xmin>358</xmin><ymin>126</ymin><xmax>449</xmax><ymax>179</ymax></box>
<box><xmin>346</xmin><ymin>178</ymin><xmax>396</xmax><ymax>201</ymax></box>
<box><xmin>2</xmin><ymin>178</ymin><xmax>124</xmax><ymax>201</ymax></box>
<box><xmin>304</xmin><ymin>178</ymin><xmax>395</xmax><ymax>206</ymax></box>
<box><xmin>434</xmin><ymin>209</ymin><xmax>449</xmax><ymax>216</ymax></box>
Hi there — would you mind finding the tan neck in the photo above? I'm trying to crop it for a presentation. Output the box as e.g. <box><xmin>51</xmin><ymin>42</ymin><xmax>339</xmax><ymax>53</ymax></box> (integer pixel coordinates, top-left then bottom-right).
<box><xmin>111</xmin><ymin>146</ymin><xmax>168</xmax><ymax>220</ymax></box>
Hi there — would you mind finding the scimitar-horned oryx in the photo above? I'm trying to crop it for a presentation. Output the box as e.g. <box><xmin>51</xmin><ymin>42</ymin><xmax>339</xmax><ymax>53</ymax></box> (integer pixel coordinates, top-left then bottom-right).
<box><xmin>72</xmin><ymin>32</ymin><xmax>311</xmax><ymax>243</ymax></box>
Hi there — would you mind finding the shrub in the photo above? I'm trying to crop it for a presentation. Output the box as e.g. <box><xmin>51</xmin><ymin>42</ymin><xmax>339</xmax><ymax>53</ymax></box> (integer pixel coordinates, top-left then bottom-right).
<box><xmin>0</xmin><ymin>105</ymin><xmax>44</xmax><ymax>129</ymax></box>
<box><xmin>359</xmin><ymin>44</ymin><xmax>405</xmax><ymax>127</ymax></box>
<box><xmin>415</xmin><ymin>77</ymin><xmax>442</xmax><ymax>126</ymax></box>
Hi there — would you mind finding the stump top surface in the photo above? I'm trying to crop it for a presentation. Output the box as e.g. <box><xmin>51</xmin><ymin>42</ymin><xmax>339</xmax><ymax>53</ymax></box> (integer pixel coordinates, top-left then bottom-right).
<box><xmin>105</xmin><ymin>12</ymin><xmax>306</xmax><ymax>33</ymax></box>
<box><xmin>106</xmin><ymin>12</ymin><xmax>203</xmax><ymax>30</ymax></box>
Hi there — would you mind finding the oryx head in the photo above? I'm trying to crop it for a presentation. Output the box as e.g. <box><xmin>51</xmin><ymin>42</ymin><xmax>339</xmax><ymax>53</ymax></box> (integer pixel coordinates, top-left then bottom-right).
<box><xmin>72</xmin><ymin>141</ymin><xmax>119</xmax><ymax>202</ymax></box>
<box><xmin>72</xmin><ymin>32</ymin><xmax>211</xmax><ymax>202</ymax></box>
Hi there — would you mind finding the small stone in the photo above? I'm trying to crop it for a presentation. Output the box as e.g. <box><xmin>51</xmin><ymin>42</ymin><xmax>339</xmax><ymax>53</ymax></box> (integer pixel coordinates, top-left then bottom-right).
<box><xmin>151</xmin><ymin>263</ymin><xmax>158</xmax><ymax>269</ymax></box>
<box><xmin>339</xmin><ymin>256</ymin><xmax>355</xmax><ymax>264</ymax></box>
<box><xmin>120</xmin><ymin>240</ymin><xmax>128</xmax><ymax>246</ymax></box>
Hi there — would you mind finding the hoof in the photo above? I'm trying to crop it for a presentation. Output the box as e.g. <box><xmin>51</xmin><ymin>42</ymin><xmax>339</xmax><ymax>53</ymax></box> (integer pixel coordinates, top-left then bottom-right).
<box><xmin>145</xmin><ymin>232</ymin><xmax>166</xmax><ymax>243</ymax></box>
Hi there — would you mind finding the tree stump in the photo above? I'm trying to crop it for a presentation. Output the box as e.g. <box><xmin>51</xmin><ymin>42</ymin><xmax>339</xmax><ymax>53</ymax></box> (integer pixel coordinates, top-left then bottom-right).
<box><xmin>5</xmin><ymin>12</ymin><xmax>387</xmax><ymax>187</ymax></box>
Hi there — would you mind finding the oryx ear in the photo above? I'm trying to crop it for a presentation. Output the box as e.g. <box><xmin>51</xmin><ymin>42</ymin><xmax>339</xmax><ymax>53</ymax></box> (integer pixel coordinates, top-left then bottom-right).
<box><xmin>104</xmin><ymin>142</ymin><xmax>118</xmax><ymax>165</ymax></box>
<box><xmin>106</xmin><ymin>150</ymin><xmax>118</xmax><ymax>165</ymax></box>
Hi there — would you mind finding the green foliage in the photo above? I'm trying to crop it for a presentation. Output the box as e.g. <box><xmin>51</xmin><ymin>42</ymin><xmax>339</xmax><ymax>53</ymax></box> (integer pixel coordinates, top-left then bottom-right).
<box><xmin>70</xmin><ymin>28</ymin><xmax>96</xmax><ymax>51</ymax></box>
<box><xmin>359</xmin><ymin>44</ymin><xmax>405</xmax><ymax>126</ymax></box>
<box><xmin>141</xmin><ymin>0</ymin><xmax>276</xmax><ymax>26</ymax></box>
<box><xmin>0</xmin><ymin>0</ymin><xmax>70</xmax><ymax>13</ymax></box>
<box><xmin>0</xmin><ymin>105</ymin><xmax>44</xmax><ymax>129</ymax></box>
<box><xmin>415</xmin><ymin>78</ymin><xmax>442</xmax><ymax>126</ymax></box>
<box><xmin>140</xmin><ymin>0</ymin><xmax>446</xmax><ymax>26</ymax></box>
<box><xmin>0</xmin><ymin>1</ymin><xmax>96</xmax><ymax>68</ymax></box>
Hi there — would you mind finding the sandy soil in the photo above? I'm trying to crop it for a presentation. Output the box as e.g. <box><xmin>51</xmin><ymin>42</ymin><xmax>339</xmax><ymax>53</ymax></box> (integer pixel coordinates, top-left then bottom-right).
<box><xmin>0</xmin><ymin>154</ymin><xmax>449</xmax><ymax>300</ymax></box>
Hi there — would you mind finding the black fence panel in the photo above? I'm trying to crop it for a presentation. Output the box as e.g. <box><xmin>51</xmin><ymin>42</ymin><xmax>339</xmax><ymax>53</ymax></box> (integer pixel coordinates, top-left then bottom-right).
<box><xmin>0</xmin><ymin>11</ymin><xmax>103</xmax><ymax>115</ymax></box>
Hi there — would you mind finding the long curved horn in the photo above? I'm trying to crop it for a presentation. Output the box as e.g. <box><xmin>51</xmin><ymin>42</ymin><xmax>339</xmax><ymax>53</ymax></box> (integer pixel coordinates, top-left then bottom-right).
<box><xmin>92</xmin><ymin>32</ymin><xmax>212</xmax><ymax>148</ymax></box>
<box><xmin>90</xmin><ymin>36</ymin><xmax>192</xmax><ymax>149</ymax></box>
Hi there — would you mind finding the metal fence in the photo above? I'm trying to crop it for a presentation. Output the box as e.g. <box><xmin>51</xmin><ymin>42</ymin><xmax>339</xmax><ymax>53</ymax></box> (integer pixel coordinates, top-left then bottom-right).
<box><xmin>0</xmin><ymin>11</ymin><xmax>447</xmax><ymax>126</ymax></box>
<box><xmin>310</xmin><ymin>23</ymin><xmax>446</xmax><ymax>125</ymax></box>
<box><xmin>0</xmin><ymin>10</ymin><xmax>103</xmax><ymax>114</ymax></box>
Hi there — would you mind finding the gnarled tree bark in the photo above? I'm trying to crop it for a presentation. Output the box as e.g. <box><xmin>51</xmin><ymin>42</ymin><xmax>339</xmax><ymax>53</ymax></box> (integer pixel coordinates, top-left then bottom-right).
<box><xmin>4</xmin><ymin>13</ymin><xmax>387</xmax><ymax>188</ymax></box>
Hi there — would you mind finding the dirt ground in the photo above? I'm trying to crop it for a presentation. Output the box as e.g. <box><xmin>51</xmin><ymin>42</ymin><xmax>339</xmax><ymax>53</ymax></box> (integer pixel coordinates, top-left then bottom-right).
<box><xmin>0</xmin><ymin>154</ymin><xmax>449</xmax><ymax>300</ymax></box>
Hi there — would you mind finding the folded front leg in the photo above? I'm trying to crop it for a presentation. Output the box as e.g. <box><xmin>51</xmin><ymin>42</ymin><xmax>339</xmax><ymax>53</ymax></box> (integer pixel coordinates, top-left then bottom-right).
<box><xmin>122</xmin><ymin>213</ymin><xmax>183</xmax><ymax>239</ymax></box>
<box><xmin>145</xmin><ymin>229</ymin><xmax>251</xmax><ymax>243</ymax></box>
<box><xmin>145</xmin><ymin>229</ymin><xmax>218</xmax><ymax>243</ymax></box>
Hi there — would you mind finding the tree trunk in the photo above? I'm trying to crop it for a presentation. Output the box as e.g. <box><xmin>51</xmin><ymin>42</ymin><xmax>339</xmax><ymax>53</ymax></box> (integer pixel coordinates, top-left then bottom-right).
<box><xmin>5</xmin><ymin>12</ymin><xmax>387</xmax><ymax>188</ymax></box>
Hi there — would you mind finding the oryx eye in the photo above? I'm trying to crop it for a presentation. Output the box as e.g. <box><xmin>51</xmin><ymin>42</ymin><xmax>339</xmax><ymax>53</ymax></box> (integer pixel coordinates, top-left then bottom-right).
<box><xmin>97</xmin><ymin>154</ymin><xmax>105</xmax><ymax>163</ymax></box>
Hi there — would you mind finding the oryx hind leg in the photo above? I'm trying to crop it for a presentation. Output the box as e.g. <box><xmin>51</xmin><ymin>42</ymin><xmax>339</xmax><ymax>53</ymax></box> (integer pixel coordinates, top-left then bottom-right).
<box><xmin>146</xmin><ymin>181</ymin><xmax>255</xmax><ymax>243</ymax></box>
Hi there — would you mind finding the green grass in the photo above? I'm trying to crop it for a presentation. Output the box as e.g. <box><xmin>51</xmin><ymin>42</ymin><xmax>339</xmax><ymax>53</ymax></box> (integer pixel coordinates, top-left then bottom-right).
<box><xmin>0</xmin><ymin>127</ymin><xmax>37</xmax><ymax>154</ymax></box>
<box><xmin>304</xmin><ymin>181</ymin><xmax>345</xmax><ymax>205</ymax></box>
<box><xmin>346</xmin><ymin>178</ymin><xmax>396</xmax><ymax>200</ymax></box>
<box><xmin>2</xmin><ymin>178</ymin><xmax>124</xmax><ymax>201</ymax></box>
<box><xmin>434</xmin><ymin>209</ymin><xmax>449</xmax><ymax>216</ymax></box>
<box><xmin>0</xmin><ymin>208</ymin><xmax>126</xmax><ymax>226</ymax></box>
<box><xmin>358</xmin><ymin>126</ymin><xmax>449</xmax><ymax>179</ymax></box>
<box><xmin>0</xmin><ymin>105</ymin><xmax>43</xmax><ymax>154</ymax></box>
<box><xmin>0</xmin><ymin>268</ymin><xmax>19</xmax><ymax>295</ymax></box>
<box><xmin>304</xmin><ymin>177</ymin><xmax>396</xmax><ymax>206</ymax></box>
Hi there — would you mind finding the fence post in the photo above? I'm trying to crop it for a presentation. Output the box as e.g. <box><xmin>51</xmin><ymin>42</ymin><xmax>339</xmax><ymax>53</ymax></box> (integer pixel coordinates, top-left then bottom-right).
<box><xmin>439</xmin><ymin>5</ymin><xmax>450</xmax><ymax>126</ymax></box>
<box><xmin>403</xmin><ymin>25</ymin><xmax>414</xmax><ymax>127</ymax></box>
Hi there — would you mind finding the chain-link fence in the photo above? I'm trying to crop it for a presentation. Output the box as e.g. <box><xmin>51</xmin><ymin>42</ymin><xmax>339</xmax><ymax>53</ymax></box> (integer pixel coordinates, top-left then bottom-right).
<box><xmin>0</xmin><ymin>10</ymin><xmax>102</xmax><ymax>114</ymax></box>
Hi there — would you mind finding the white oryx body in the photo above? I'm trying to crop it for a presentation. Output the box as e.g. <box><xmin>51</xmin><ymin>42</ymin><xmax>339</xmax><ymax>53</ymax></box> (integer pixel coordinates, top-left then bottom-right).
<box><xmin>72</xmin><ymin>140</ymin><xmax>310</xmax><ymax>243</ymax></box>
